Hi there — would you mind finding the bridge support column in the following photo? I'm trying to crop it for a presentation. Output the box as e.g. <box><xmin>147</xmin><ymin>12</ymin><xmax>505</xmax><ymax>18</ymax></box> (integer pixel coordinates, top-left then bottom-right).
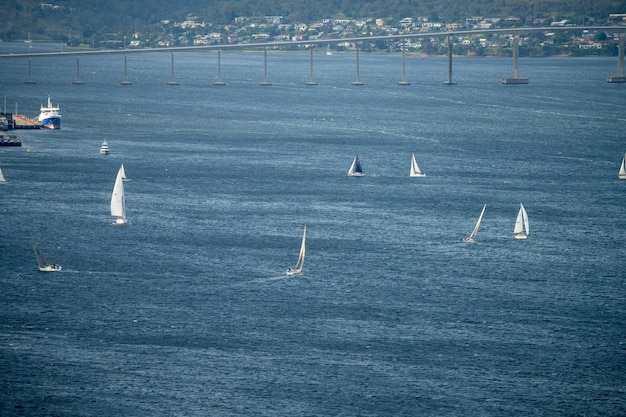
<box><xmin>259</xmin><ymin>48</ymin><xmax>272</xmax><ymax>86</ymax></box>
<box><xmin>398</xmin><ymin>39</ymin><xmax>410</xmax><ymax>85</ymax></box>
<box><xmin>167</xmin><ymin>51</ymin><xmax>179</xmax><ymax>85</ymax></box>
<box><xmin>72</xmin><ymin>56</ymin><xmax>84</xmax><ymax>84</ymax></box>
<box><xmin>120</xmin><ymin>53</ymin><xmax>131</xmax><ymax>85</ymax></box>
<box><xmin>503</xmin><ymin>35</ymin><xmax>529</xmax><ymax>84</ymax></box>
<box><xmin>214</xmin><ymin>50</ymin><xmax>225</xmax><ymax>85</ymax></box>
<box><xmin>608</xmin><ymin>33</ymin><xmax>626</xmax><ymax>83</ymax></box>
<box><xmin>352</xmin><ymin>43</ymin><xmax>364</xmax><ymax>85</ymax></box>
<box><xmin>306</xmin><ymin>47</ymin><xmax>318</xmax><ymax>85</ymax></box>
<box><xmin>24</xmin><ymin>58</ymin><xmax>36</xmax><ymax>84</ymax></box>
<box><xmin>443</xmin><ymin>35</ymin><xmax>456</xmax><ymax>85</ymax></box>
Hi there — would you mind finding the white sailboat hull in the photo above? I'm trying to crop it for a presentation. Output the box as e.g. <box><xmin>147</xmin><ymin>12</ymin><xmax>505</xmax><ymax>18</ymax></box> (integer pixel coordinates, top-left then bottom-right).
<box><xmin>39</xmin><ymin>264</ymin><xmax>62</xmax><ymax>272</ymax></box>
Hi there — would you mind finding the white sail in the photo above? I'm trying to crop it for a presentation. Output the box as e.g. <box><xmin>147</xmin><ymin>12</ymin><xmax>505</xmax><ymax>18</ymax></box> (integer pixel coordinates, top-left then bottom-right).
<box><xmin>286</xmin><ymin>225</ymin><xmax>306</xmax><ymax>275</ymax></box>
<box><xmin>0</xmin><ymin>166</ymin><xmax>6</xmax><ymax>184</ymax></box>
<box><xmin>110</xmin><ymin>167</ymin><xmax>126</xmax><ymax>225</ymax></box>
<box><xmin>120</xmin><ymin>164</ymin><xmax>127</xmax><ymax>180</ymax></box>
<box><xmin>410</xmin><ymin>153</ymin><xmax>426</xmax><ymax>177</ymax></box>
<box><xmin>32</xmin><ymin>237</ymin><xmax>61</xmax><ymax>272</ymax></box>
<box><xmin>619</xmin><ymin>153</ymin><xmax>626</xmax><ymax>180</ymax></box>
<box><xmin>348</xmin><ymin>155</ymin><xmax>365</xmax><ymax>177</ymax></box>
<box><xmin>464</xmin><ymin>204</ymin><xmax>486</xmax><ymax>243</ymax></box>
<box><xmin>514</xmin><ymin>203</ymin><xmax>529</xmax><ymax>239</ymax></box>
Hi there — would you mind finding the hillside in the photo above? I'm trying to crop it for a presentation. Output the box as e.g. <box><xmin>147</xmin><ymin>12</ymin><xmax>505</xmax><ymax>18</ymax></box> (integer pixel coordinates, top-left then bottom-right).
<box><xmin>0</xmin><ymin>0</ymin><xmax>624</xmax><ymax>43</ymax></box>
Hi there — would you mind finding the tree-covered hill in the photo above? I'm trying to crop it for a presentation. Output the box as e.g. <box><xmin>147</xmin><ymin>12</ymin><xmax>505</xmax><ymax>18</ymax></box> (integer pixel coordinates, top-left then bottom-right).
<box><xmin>1</xmin><ymin>0</ymin><xmax>624</xmax><ymax>42</ymax></box>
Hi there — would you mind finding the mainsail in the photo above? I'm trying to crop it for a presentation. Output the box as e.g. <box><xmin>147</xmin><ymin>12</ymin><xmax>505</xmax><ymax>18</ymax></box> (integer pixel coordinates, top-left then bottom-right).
<box><xmin>287</xmin><ymin>225</ymin><xmax>306</xmax><ymax>275</ymax></box>
<box><xmin>110</xmin><ymin>166</ymin><xmax>126</xmax><ymax>224</ymax></box>
<box><xmin>348</xmin><ymin>155</ymin><xmax>364</xmax><ymax>176</ymax></box>
<box><xmin>464</xmin><ymin>204</ymin><xmax>486</xmax><ymax>242</ymax></box>
<box><xmin>514</xmin><ymin>203</ymin><xmax>529</xmax><ymax>239</ymax></box>
<box><xmin>410</xmin><ymin>153</ymin><xmax>425</xmax><ymax>177</ymax></box>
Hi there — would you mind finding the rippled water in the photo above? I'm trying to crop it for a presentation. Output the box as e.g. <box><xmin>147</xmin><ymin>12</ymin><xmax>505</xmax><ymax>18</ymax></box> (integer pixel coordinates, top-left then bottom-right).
<box><xmin>1</xmin><ymin>44</ymin><xmax>625</xmax><ymax>416</ymax></box>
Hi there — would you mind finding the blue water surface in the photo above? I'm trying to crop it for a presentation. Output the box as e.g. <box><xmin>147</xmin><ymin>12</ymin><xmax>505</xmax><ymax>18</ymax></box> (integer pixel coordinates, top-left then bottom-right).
<box><xmin>1</xmin><ymin>44</ymin><xmax>625</xmax><ymax>416</ymax></box>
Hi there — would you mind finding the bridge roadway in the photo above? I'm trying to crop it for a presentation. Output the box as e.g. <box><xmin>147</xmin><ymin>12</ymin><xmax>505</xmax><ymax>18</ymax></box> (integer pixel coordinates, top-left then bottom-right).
<box><xmin>2</xmin><ymin>26</ymin><xmax>625</xmax><ymax>84</ymax></box>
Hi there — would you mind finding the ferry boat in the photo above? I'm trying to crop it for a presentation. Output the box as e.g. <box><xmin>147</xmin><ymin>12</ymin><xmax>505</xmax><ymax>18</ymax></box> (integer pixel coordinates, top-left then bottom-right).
<box><xmin>38</xmin><ymin>96</ymin><xmax>61</xmax><ymax>129</ymax></box>
<box><xmin>100</xmin><ymin>139</ymin><xmax>110</xmax><ymax>155</ymax></box>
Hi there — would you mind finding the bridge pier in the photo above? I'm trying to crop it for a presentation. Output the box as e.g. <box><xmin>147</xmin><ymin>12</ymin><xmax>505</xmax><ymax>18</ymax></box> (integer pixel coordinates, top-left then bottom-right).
<box><xmin>259</xmin><ymin>48</ymin><xmax>272</xmax><ymax>86</ymax></box>
<box><xmin>352</xmin><ymin>43</ymin><xmax>364</xmax><ymax>85</ymax></box>
<box><xmin>24</xmin><ymin>58</ymin><xmax>36</xmax><ymax>84</ymax></box>
<box><xmin>443</xmin><ymin>35</ymin><xmax>456</xmax><ymax>85</ymax></box>
<box><xmin>120</xmin><ymin>53</ymin><xmax>131</xmax><ymax>85</ymax></box>
<box><xmin>72</xmin><ymin>56</ymin><xmax>84</xmax><ymax>84</ymax></box>
<box><xmin>503</xmin><ymin>35</ymin><xmax>529</xmax><ymax>84</ymax></box>
<box><xmin>167</xmin><ymin>51</ymin><xmax>179</xmax><ymax>85</ymax></box>
<box><xmin>608</xmin><ymin>33</ymin><xmax>626</xmax><ymax>83</ymax></box>
<box><xmin>214</xmin><ymin>49</ymin><xmax>225</xmax><ymax>85</ymax></box>
<box><xmin>306</xmin><ymin>48</ymin><xmax>318</xmax><ymax>86</ymax></box>
<box><xmin>398</xmin><ymin>39</ymin><xmax>410</xmax><ymax>85</ymax></box>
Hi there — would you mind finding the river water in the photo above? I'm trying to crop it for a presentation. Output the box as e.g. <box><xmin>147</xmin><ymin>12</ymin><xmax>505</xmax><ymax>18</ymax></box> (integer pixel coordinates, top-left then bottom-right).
<box><xmin>1</xmin><ymin>43</ymin><xmax>625</xmax><ymax>416</ymax></box>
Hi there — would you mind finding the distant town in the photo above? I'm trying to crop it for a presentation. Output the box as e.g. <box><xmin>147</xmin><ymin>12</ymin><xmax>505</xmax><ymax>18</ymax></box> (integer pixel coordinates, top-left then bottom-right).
<box><xmin>86</xmin><ymin>13</ymin><xmax>626</xmax><ymax>57</ymax></box>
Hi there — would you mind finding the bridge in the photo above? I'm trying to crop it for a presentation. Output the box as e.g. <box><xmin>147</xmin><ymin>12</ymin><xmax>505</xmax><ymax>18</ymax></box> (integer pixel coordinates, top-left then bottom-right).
<box><xmin>2</xmin><ymin>26</ymin><xmax>625</xmax><ymax>84</ymax></box>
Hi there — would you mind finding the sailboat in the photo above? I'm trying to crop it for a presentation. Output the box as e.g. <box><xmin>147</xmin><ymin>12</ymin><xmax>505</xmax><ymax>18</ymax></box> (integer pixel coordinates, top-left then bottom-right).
<box><xmin>99</xmin><ymin>139</ymin><xmax>110</xmax><ymax>155</ymax></box>
<box><xmin>514</xmin><ymin>203</ymin><xmax>530</xmax><ymax>240</ymax></box>
<box><xmin>464</xmin><ymin>204</ymin><xmax>486</xmax><ymax>243</ymax></box>
<box><xmin>286</xmin><ymin>225</ymin><xmax>306</xmax><ymax>275</ymax></box>
<box><xmin>348</xmin><ymin>155</ymin><xmax>365</xmax><ymax>177</ymax></box>
<box><xmin>410</xmin><ymin>153</ymin><xmax>426</xmax><ymax>177</ymax></box>
<box><xmin>32</xmin><ymin>237</ymin><xmax>62</xmax><ymax>272</ymax></box>
<box><xmin>0</xmin><ymin>165</ymin><xmax>6</xmax><ymax>184</ymax></box>
<box><xmin>110</xmin><ymin>165</ymin><xmax>127</xmax><ymax>225</ymax></box>
<box><xmin>619</xmin><ymin>153</ymin><xmax>626</xmax><ymax>180</ymax></box>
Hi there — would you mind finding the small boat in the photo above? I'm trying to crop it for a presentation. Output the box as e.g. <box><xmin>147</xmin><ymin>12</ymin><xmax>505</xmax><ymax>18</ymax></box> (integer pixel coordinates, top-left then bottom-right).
<box><xmin>619</xmin><ymin>153</ymin><xmax>626</xmax><ymax>180</ymax></box>
<box><xmin>37</xmin><ymin>96</ymin><xmax>61</xmax><ymax>129</ymax></box>
<box><xmin>348</xmin><ymin>155</ymin><xmax>365</xmax><ymax>177</ymax></box>
<box><xmin>513</xmin><ymin>203</ymin><xmax>530</xmax><ymax>240</ymax></box>
<box><xmin>110</xmin><ymin>165</ymin><xmax>127</xmax><ymax>225</ymax></box>
<box><xmin>0</xmin><ymin>134</ymin><xmax>22</xmax><ymax>147</ymax></box>
<box><xmin>99</xmin><ymin>139</ymin><xmax>110</xmax><ymax>155</ymax></box>
<box><xmin>0</xmin><ymin>165</ymin><xmax>6</xmax><ymax>184</ymax></box>
<box><xmin>464</xmin><ymin>204</ymin><xmax>486</xmax><ymax>243</ymax></box>
<box><xmin>410</xmin><ymin>153</ymin><xmax>426</xmax><ymax>177</ymax></box>
<box><xmin>32</xmin><ymin>237</ymin><xmax>62</xmax><ymax>272</ymax></box>
<box><xmin>286</xmin><ymin>225</ymin><xmax>306</xmax><ymax>275</ymax></box>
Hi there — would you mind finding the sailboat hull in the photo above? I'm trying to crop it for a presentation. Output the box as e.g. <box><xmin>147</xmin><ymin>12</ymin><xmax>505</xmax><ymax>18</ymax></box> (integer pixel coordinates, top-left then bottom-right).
<box><xmin>514</xmin><ymin>233</ymin><xmax>528</xmax><ymax>240</ymax></box>
<box><xmin>39</xmin><ymin>264</ymin><xmax>62</xmax><ymax>272</ymax></box>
